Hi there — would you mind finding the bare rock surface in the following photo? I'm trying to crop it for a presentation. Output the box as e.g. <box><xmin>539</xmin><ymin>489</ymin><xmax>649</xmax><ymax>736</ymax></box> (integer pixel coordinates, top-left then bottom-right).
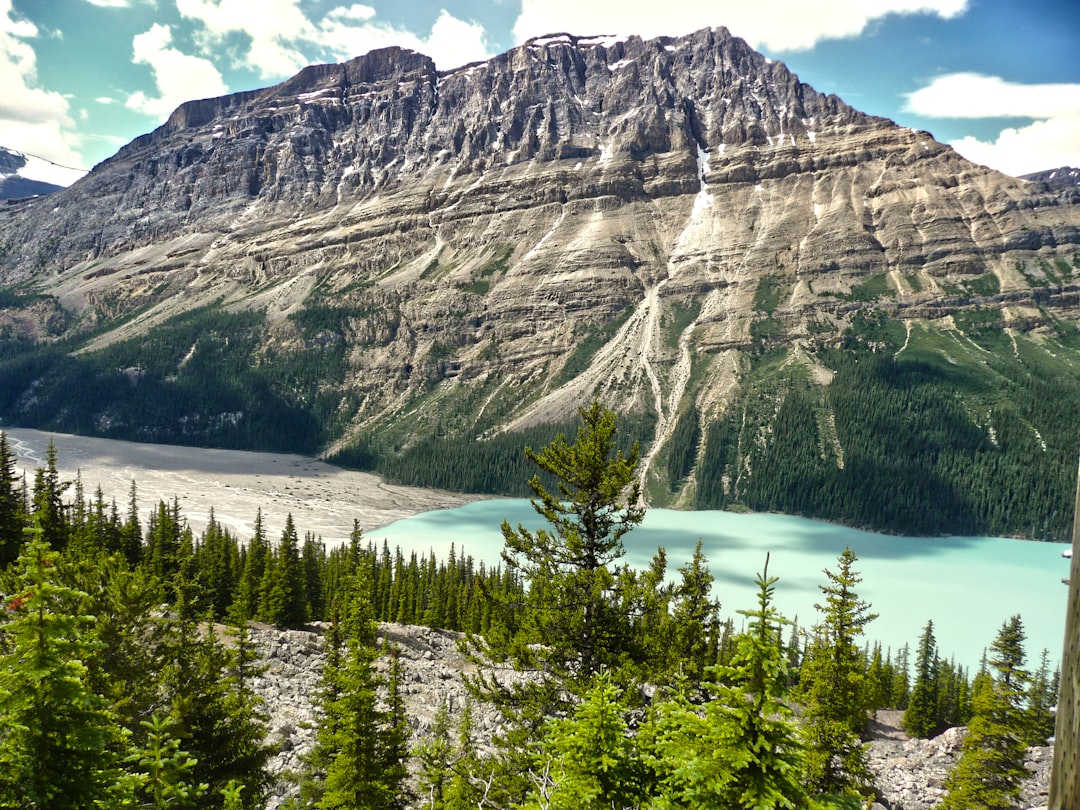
<box><xmin>249</xmin><ymin>623</ymin><xmax>1055</xmax><ymax>810</ymax></box>
<box><xmin>866</xmin><ymin>711</ymin><xmax>1052</xmax><ymax>810</ymax></box>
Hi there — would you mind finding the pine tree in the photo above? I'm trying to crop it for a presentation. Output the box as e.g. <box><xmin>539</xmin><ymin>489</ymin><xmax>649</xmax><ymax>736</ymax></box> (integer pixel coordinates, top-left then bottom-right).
<box><xmin>941</xmin><ymin>615</ymin><xmax>1032</xmax><ymax>810</ymax></box>
<box><xmin>903</xmin><ymin>620</ymin><xmax>941</xmax><ymax>738</ymax></box>
<box><xmin>308</xmin><ymin>575</ymin><xmax>409</xmax><ymax>810</ymax></box>
<box><xmin>796</xmin><ymin>547</ymin><xmax>877</xmax><ymax>799</ymax></box>
<box><xmin>496</xmin><ymin>399</ymin><xmax>644</xmax><ymax>683</ymax></box>
<box><xmin>0</xmin><ymin>525</ymin><xmax>127</xmax><ymax>808</ymax></box>
<box><xmin>262</xmin><ymin>514</ymin><xmax>307</xmax><ymax>628</ymax></box>
<box><xmin>0</xmin><ymin>430</ymin><xmax>25</xmax><ymax>567</ymax></box>
<box><xmin>645</xmin><ymin>554</ymin><xmax>808</xmax><ymax>809</ymax></box>
<box><xmin>669</xmin><ymin>538</ymin><xmax>719</xmax><ymax>683</ymax></box>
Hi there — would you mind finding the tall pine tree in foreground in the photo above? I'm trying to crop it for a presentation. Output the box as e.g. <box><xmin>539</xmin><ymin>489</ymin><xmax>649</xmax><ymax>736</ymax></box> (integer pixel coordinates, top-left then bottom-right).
<box><xmin>796</xmin><ymin>547</ymin><xmax>877</xmax><ymax>800</ymax></box>
<box><xmin>0</xmin><ymin>525</ymin><xmax>128</xmax><ymax>809</ymax></box>
<box><xmin>941</xmin><ymin>615</ymin><xmax>1031</xmax><ymax>810</ymax></box>
<box><xmin>497</xmin><ymin>399</ymin><xmax>645</xmax><ymax>684</ymax></box>
<box><xmin>644</xmin><ymin>554</ymin><xmax>808</xmax><ymax>809</ymax></box>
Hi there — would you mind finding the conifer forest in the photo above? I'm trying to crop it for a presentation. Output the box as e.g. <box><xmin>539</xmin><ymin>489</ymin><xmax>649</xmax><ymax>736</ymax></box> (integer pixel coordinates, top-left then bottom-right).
<box><xmin>0</xmin><ymin>404</ymin><xmax>1059</xmax><ymax>809</ymax></box>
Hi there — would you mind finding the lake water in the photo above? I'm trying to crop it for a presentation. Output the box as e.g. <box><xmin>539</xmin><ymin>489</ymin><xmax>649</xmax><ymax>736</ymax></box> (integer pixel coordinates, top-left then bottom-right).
<box><xmin>371</xmin><ymin>499</ymin><xmax>1070</xmax><ymax>674</ymax></box>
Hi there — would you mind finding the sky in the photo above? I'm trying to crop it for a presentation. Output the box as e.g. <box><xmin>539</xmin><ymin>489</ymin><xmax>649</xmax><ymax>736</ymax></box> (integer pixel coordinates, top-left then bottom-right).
<box><xmin>2</xmin><ymin>0</ymin><xmax>1078</xmax><ymax>186</ymax></box>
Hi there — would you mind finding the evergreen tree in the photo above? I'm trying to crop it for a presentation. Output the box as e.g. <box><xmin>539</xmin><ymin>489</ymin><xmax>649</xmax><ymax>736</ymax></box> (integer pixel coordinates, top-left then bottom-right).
<box><xmin>0</xmin><ymin>430</ymin><xmax>25</xmax><ymax>567</ymax></box>
<box><xmin>131</xmin><ymin>712</ymin><xmax>208</xmax><ymax>810</ymax></box>
<box><xmin>262</xmin><ymin>514</ymin><xmax>307</xmax><ymax>628</ymax></box>
<box><xmin>31</xmin><ymin>440</ymin><xmax>68</xmax><ymax>551</ymax></box>
<box><xmin>796</xmin><ymin>547</ymin><xmax>876</xmax><ymax>799</ymax></box>
<box><xmin>941</xmin><ymin>615</ymin><xmax>1031</xmax><ymax>810</ymax></box>
<box><xmin>0</xmin><ymin>525</ymin><xmax>128</xmax><ymax>808</ymax></box>
<box><xmin>527</xmin><ymin>672</ymin><xmax>647</xmax><ymax>810</ymax></box>
<box><xmin>903</xmin><ymin>620</ymin><xmax>941</xmax><ymax>738</ymax></box>
<box><xmin>161</xmin><ymin>564</ymin><xmax>271</xmax><ymax>809</ymax></box>
<box><xmin>645</xmin><ymin>554</ymin><xmax>807</xmax><ymax>809</ymax></box>
<box><xmin>1024</xmin><ymin>648</ymin><xmax>1057</xmax><ymax>745</ymax></box>
<box><xmin>237</xmin><ymin>510</ymin><xmax>269</xmax><ymax>620</ymax></box>
<box><xmin>495</xmin><ymin>399</ymin><xmax>644</xmax><ymax>683</ymax></box>
<box><xmin>307</xmin><ymin>575</ymin><xmax>409</xmax><ymax>810</ymax></box>
<box><xmin>668</xmin><ymin>539</ymin><xmax>719</xmax><ymax>683</ymax></box>
<box><xmin>119</xmin><ymin>479</ymin><xmax>143</xmax><ymax>566</ymax></box>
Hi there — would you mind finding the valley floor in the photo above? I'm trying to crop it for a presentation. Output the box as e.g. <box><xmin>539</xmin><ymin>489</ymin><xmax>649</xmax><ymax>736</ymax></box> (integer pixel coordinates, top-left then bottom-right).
<box><xmin>3</xmin><ymin>427</ymin><xmax>478</xmax><ymax>545</ymax></box>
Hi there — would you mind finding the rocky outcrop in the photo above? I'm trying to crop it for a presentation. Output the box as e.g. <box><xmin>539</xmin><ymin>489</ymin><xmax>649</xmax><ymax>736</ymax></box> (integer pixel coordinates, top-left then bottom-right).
<box><xmin>249</xmin><ymin>622</ymin><xmax>505</xmax><ymax>808</ymax></box>
<box><xmin>250</xmin><ymin>623</ymin><xmax>1055</xmax><ymax>810</ymax></box>
<box><xmin>866</xmin><ymin>713</ymin><xmax>1052</xmax><ymax>810</ymax></box>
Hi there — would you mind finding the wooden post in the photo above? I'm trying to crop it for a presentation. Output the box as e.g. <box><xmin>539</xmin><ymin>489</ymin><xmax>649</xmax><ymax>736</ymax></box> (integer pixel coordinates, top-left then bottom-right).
<box><xmin>1049</xmin><ymin>454</ymin><xmax>1080</xmax><ymax>808</ymax></box>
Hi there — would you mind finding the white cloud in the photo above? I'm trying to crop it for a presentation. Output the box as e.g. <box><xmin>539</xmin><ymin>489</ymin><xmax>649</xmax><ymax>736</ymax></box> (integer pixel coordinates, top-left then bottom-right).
<box><xmin>83</xmin><ymin>0</ymin><xmax>139</xmax><ymax>7</ymax></box>
<box><xmin>905</xmin><ymin>73</ymin><xmax>1080</xmax><ymax>176</ymax></box>
<box><xmin>512</xmin><ymin>0</ymin><xmax>968</xmax><ymax>51</ymax></box>
<box><xmin>177</xmin><ymin>0</ymin><xmax>492</xmax><ymax>78</ymax></box>
<box><xmin>0</xmin><ymin>0</ymin><xmax>85</xmax><ymax>172</ymax></box>
<box><xmin>905</xmin><ymin>73</ymin><xmax>1080</xmax><ymax>119</ymax></box>
<box><xmin>125</xmin><ymin>23</ymin><xmax>230</xmax><ymax>119</ymax></box>
<box><xmin>177</xmin><ymin>0</ymin><xmax>315</xmax><ymax>78</ymax></box>
<box><xmin>317</xmin><ymin>7</ymin><xmax>491</xmax><ymax>70</ymax></box>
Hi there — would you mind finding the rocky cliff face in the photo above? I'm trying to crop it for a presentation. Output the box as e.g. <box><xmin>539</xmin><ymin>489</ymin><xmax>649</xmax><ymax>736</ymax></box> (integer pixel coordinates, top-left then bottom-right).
<box><xmin>1</xmin><ymin>28</ymin><xmax>1079</xmax><ymax>512</ymax></box>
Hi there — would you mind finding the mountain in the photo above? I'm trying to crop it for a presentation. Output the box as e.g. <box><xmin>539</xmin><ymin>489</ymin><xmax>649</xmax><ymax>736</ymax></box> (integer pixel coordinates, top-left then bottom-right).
<box><xmin>1</xmin><ymin>28</ymin><xmax>1080</xmax><ymax>539</ymax></box>
<box><xmin>0</xmin><ymin>147</ymin><xmax>67</xmax><ymax>199</ymax></box>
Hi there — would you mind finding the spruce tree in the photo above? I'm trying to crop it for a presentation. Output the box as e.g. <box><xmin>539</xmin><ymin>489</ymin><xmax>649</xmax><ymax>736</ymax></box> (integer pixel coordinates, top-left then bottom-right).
<box><xmin>903</xmin><ymin>620</ymin><xmax>941</xmax><ymax>738</ymax></box>
<box><xmin>262</xmin><ymin>513</ymin><xmax>307</xmax><ymax>628</ymax></box>
<box><xmin>528</xmin><ymin>672</ymin><xmax>647</xmax><ymax>810</ymax></box>
<box><xmin>31</xmin><ymin>440</ymin><xmax>68</xmax><ymax>551</ymax></box>
<box><xmin>796</xmin><ymin>547</ymin><xmax>877</xmax><ymax>799</ymax></box>
<box><xmin>1024</xmin><ymin>648</ymin><xmax>1057</xmax><ymax>745</ymax></box>
<box><xmin>669</xmin><ymin>538</ymin><xmax>719</xmax><ymax>682</ymax></box>
<box><xmin>941</xmin><ymin>615</ymin><xmax>1031</xmax><ymax>810</ymax></box>
<box><xmin>644</xmin><ymin>555</ymin><xmax>807</xmax><ymax>809</ymax></box>
<box><xmin>0</xmin><ymin>525</ymin><xmax>127</xmax><ymax>808</ymax></box>
<box><xmin>308</xmin><ymin>575</ymin><xmax>408</xmax><ymax>810</ymax></box>
<box><xmin>0</xmin><ymin>430</ymin><xmax>25</xmax><ymax>567</ymax></box>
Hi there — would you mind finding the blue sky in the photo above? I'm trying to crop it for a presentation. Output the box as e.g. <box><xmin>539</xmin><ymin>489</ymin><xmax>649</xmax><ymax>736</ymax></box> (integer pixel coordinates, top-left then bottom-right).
<box><xmin>2</xmin><ymin>0</ymin><xmax>1078</xmax><ymax>185</ymax></box>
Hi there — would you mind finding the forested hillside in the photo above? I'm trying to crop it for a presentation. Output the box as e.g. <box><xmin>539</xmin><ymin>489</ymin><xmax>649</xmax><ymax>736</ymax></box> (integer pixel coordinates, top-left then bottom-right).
<box><xmin>0</xmin><ymin>407</ymin><xmax>1059</xmax><ymax>808</ymax></box>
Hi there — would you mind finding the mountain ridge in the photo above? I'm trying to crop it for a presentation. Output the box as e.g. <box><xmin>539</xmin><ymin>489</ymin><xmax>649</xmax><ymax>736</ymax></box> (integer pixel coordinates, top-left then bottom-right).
<box><xmin>1</xmin><ymin>27</ymin><xmax>1080</xmax><ymax>538</ymax></box>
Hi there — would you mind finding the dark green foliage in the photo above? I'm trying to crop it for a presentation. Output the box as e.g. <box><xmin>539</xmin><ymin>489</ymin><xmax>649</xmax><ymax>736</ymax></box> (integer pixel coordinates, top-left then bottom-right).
<box><xmin>1024</xmin><ymin>648</ymin><xmax>1057</xmax><ymax>745</ymax></box>
<box><xmin>0</xmin><ymin>528</ymin><xmax>127</xmax><ymax>809</ymax></box>
<box><xmin>666</xmin><ymin>406</ymin><xmax>700</xmax><ymax>489</ymax></box>
<box><xmin>796</xmin><ymin>548</ymin><xmax>877</xmax><ymax>800</ymax></box>
<box><xmin>259</xmin><ymin>514</ymin><xmax>307</xmax><ymax>628</ymax></box>
<box><xmin>753</xmin><ymin>275</ymin><xmax>786</xmax><ymax>314</ymax></box>
<box><xmin>498</xmin><ymin>400</ymin><xmax>644</xmax><ymax>682</ymax></box>
<box><xmin>305</xmin><ymin>576</ymin><xmax>409</xmax><ymax>810</ymax></box>
<box><xmin>0</xmin><ymin>304</ymin><xmax>328</xmax><ymax>453</ymax></box>
<box><xmin>903</xmin><ymin>620</ymin><xmax>940</xmax><ymax>738</ymax></box>
<box><xmin>0</xmin><ymin>431</ymin><xmax>23</xmax><ymax>566</ymax></box>
<box><xmin>941</xmin><ymin>616</ymin><xmax>1032</xmax><ymax>810</ymax></box>
<box><xmin>697</xmin><ymin>324</ymin><xmax>1080</xmax><ymax>539</ymax></box>
<box><xmin>838</xmin><ymin>272</ymin><xmax>895</xmax><ymax>301</ymax></box>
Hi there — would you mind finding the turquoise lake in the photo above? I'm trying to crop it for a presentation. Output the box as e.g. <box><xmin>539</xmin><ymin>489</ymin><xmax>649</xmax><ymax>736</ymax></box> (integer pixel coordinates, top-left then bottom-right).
<box><xmin>371</xmin><ymin>499</ymin><xmax>1070</xmax><ymax>673</ymax></box>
